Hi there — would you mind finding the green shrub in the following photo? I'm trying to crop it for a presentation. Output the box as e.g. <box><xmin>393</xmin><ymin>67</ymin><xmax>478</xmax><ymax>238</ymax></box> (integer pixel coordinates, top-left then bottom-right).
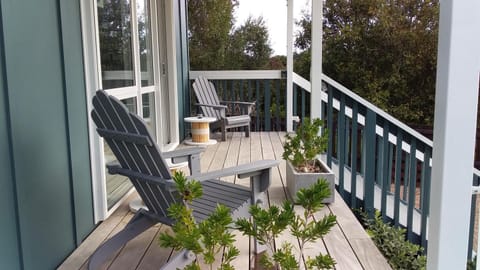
<box><xmin>282</xmin><ymin>118</ymin><xmax>328</xmax><ymax>173</ymax></box>
<box><xmin>363</xmin><ymin>212</ymin><xmax>426</xmax><ymax>270</ymax></box>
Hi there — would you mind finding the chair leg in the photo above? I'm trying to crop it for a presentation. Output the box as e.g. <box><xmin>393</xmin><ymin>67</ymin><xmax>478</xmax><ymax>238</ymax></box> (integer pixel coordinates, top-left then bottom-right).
<box><xmin>245</xmin><ymin>124</ymin><xmax>250</xmax><ymax>138</ymax></box>
<box><xmin>221</xmin><ymin>127</ymin><xmax>226</xmax><ymax>141</ymax></box>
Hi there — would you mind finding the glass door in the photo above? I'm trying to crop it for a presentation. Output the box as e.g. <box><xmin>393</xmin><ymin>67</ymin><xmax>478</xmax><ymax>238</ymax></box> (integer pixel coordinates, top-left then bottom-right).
<box><xmin>96</xmin><ymin>0</ymin><xmax>168</xmax><ymax>210</ymax></box>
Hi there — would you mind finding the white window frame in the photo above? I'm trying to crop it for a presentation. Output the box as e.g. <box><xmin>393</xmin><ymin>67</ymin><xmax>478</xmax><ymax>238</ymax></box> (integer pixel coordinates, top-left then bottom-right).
<box><xmin>80</xmin><ymin>0</ymin><xmax>180</xmax><ymax>222</ymax></box>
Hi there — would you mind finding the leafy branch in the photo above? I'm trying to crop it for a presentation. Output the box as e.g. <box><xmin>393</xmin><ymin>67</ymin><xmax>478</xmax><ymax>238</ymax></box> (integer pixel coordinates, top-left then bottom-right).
<box><xmin>159</xmin><ymin>171</ymin><xmax>239</xmax><ymax>270</ymax></box>
<box><xmin>236</xmin><ymin>179</ymin><xmax>337</xmax><ymax>269</ymax></box>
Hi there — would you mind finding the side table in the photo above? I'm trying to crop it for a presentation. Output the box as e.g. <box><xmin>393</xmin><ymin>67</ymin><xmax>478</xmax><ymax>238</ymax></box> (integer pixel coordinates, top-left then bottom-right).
<box><xmin>184</xmin><ymin>116</ymin><xmax>217</xmax><ymax>145</ymax></box>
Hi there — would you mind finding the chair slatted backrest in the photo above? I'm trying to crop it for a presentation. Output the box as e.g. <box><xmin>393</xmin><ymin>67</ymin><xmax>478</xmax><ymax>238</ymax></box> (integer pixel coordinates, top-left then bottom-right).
<box><xmin>192</xmin><ymin>76</ymin><xmax>222</xmax><ymax>119</ymax></box>
<box><xmin>91</xmin><ymin>90</ymin><xmax>181</xmax><ymax>219</ymax></box>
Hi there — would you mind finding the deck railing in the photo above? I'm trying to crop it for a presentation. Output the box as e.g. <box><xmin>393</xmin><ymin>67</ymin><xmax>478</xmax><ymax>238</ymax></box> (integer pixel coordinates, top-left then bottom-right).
<box><xmin>189</xmin><ymin>70</ymin><xmax>311</xmax><ymax>131</ymax></box>
<box><xmin>189</xmin><ymin>70</ymin><xmax>480</xmax><ymax>259</ymax></box>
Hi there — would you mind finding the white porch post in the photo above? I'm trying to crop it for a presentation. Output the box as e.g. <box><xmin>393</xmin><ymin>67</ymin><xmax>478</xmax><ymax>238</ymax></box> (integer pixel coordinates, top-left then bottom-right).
<box><xmin>310</xmin><ymin>0</ymin><xmax>322</xmax><ymax>119</ymax></box>
<box><xmin>427</xmin><ymin>0</ymin><xmax>480</xmax><ymax>269</ymax></box>
<box><xmin>286</xmin><ymin>0</ymin><xmax>294</xmax><ymax>132</ymax></box>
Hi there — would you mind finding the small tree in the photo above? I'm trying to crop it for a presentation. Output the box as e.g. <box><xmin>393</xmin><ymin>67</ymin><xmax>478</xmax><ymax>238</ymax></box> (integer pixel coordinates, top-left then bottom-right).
<box><xmin>159</xmin><ymin>172</ymin><xmax>239</xmax><ymax>270</ymax></box>
<box><xmin>236</xmin><ymin>179</ymin><xmax>337</xmax><ymax>269</ymax></box>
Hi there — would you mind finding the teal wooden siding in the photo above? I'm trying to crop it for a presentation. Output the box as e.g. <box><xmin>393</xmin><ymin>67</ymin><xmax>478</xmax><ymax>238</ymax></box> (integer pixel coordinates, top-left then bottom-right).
<box><xmin>0</xmin><ymin>3</ymin><xmax>21</xmax><ymax>268</ymax></box>
<box><xmin>0</xmin><ymin>0</ymin><xmax>93</xmax><ymax>269</ymax></box>
<box><xmin>59</xmin><ymin>0</ymin><xmax>94</xmax><ymax>245</ymax></box>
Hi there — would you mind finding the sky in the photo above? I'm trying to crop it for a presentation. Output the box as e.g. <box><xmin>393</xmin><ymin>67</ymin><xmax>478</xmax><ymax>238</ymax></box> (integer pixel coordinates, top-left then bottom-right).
<box><xmin>234</xmin><ymin>0</ymin><xmax>312</xmax><ymax>56</ymax></box>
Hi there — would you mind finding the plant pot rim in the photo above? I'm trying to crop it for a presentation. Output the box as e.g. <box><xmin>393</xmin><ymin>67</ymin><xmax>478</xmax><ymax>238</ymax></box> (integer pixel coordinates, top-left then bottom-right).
<box><xmin>286</xmin><ymin>158</ymin><xmax>333</xmax><ymax>175</ymax></box>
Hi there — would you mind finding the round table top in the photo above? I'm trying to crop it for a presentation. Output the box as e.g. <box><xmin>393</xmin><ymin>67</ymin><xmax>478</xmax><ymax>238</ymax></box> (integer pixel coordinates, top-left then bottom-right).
<box><xmin>184</xmin><ymin>116</ymin><xmax>217</xmax><ymax>123</ymax></box>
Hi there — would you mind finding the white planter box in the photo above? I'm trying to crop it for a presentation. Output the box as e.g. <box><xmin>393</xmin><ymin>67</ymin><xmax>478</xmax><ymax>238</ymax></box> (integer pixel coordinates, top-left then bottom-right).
<box><xmin>286</xmin><ymin>159</ymin><xmax>335</xmax><ymax>203</ymax></box>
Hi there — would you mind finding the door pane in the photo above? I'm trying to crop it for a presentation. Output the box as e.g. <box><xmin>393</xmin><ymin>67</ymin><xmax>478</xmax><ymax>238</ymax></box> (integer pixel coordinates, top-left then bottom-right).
<box><xmin>104</xmin><ymin>97</ymin><xmax>136</xmax><ymax>209</ymax></box>
<box><xmin>142</xmin><ymin>92</ymin><xmax>156</xmax><ymax>138</ymax></box>
<box><xmin>97</xmin><ymin>0</ymin><xmax>135</xmax><ymax>89</ymax></box>
<box><xmin>137</xmin><ymin>0</ymin><xmax>154</xmax><ymax>87</ymax></box>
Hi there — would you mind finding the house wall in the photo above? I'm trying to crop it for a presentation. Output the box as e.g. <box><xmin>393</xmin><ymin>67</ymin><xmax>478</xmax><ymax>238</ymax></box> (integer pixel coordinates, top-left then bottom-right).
<box><xmin>0</xmin><ymin>0</ymin><xmax>94</xmax><ymax>269</ymax></box>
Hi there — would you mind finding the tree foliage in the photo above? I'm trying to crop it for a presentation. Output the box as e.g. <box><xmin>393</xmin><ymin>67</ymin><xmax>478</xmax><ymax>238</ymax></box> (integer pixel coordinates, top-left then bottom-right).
<box><xmin>188</xmin><ymin>0</ymin><xmax>238</xmax><ymax>70</ymax></box>
<box><xmin>227</xmin><ymin>16</ymin><xmax>273</xmax><ymax>69</ymax></box>
<box><xmin>188</xmin><ymin>0</ymin><xmax>273</xmax><ymax>70</ymax></box>
<box><xmin>295</xmin><ymin>0</ymin><xmax>439</xmax><ymax>126</ymax></box>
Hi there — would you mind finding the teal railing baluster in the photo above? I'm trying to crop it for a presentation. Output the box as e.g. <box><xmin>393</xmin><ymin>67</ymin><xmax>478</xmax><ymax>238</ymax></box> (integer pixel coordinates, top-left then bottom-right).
<box><xmin>365</xmin><ymin>109</ymin><xmax>377</xmax><ymax>218</ymax></box>
<box><xmin>276</xmin><ymin>80</ymin><xmax>281</xmax><ymax>130</ymax></box>
<box><xmin>350</xmin><ymin>102</ymin><xmax>359</xmax><ymax>208</ymax></box>
<box><xmin>327</xmin><ymin>85</ymin><xmax>334</xmax><ymax>167</ymax></box>
<box><xmin>240</xmin><ymin>80</ymin><xmax>244</xmax><ymax>101</ymax></box>
<box><xmin>421</xmin><ymin>147</ymin><xmax>431</xmax><ymax>249</ymax></box>
<box><xmin>361</xmin><ymin>127</ymin><xmax>367</xmax><ymax>175</ymax></box>
<box><xmin>394</xmin><ymin>131</ymin><xmax>403</xmax><ymax>227</ymax></box>
<box><xmin>407</xmin><ymin>138</ymin><xmax>417</xmax><ymax>241</ymax></box>
<box><xmin>293</xmin><ymin>84</ymin><xmax>298</xmax><ymax>120</ymax></box>
<box><xmin>338</xmin><ymin>93</ymin><xmax>346</xmax><ymax>199</ymax></box>
<box><xmin>468</xmin><ymin>173</ymin><xmax>479</xmax><ymax>260</ymax></box>
<box><xmin>222</xmin><ymin>80</ymin><xmax>227</xmax><ymax>101</ymax></box>
<box><xmin>468</xmin><ymin>192</ymin><xmax>477</xmax><ymax>260</ymax></box>
<box><xmin>381</xmin><ymin>122</ymin><xmax>390</xmax><ymax>221</ymax></box>
<box><xmin>248</xmin><ymin>80</ymin><xmax>252</xmax><ymax>101</ymax></box>
<box><xmin>345</xmin><ymin>118</ymin><xmax>351</xmax><ymax>167</ymax></box>
<box><xmin>264</xmin><ymin>80</ymin><xmax>271</xmax><ymax>131</ymax></box>
<box><xmin>403</xmin><ymin>153</ymin><xmax>410</xmax><ymax>201</ymax></box>
<box><xmin>301</xmin><ymin>87</ymin><xmax>306</xmax><ymax>121</ymax></box>
<box><xmin>387</xmin><ymin>141</ymin><xmax>394</xmax><ymax>191</ymax></box>
<box><xmin>255</xmin><ymin>80</ymin><xmax>260</xmax><ymax>131</ymax></box>
<box><xmin>376</xmin><ymin>131</ymin><xmax>383</xmax><ymax>186</ymax></box>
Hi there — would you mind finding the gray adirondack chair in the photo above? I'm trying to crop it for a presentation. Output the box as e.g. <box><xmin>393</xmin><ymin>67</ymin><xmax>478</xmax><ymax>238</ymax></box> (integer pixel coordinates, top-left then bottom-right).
<box><xmin>192</xmin><ymin>76</ymin><xmax>255</xmax><ymax>141</ymax></box>
<box><xmin>89</xmin><ymin>90</ymin><xmax>278</xmax><ymax>270</ymax></box>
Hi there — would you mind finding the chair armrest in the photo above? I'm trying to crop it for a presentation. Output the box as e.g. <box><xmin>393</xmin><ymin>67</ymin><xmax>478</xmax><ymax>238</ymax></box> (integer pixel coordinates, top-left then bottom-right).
<box><xmin>163</xmin><ymin>147</ymin><xmax>204</xmax><ymax>176</ymax></box>
<box><xmin>189</xmin><ymin>159</ymin><xmax>279</xmax><ymax>193</ymax></box>
<box><xmin>195</xmin><ymin>103</ymin><xmax>228</xmax><ymax>110</ymax></box>
<box><xmin>162</xmin><ymin>147</ymin><xmax>204</xmax><ymax>159</ymax></box>
<box><xmin>221</xmin><ymin>101</ymin><xmax>256</xmax><ymax>106</ymax></box>
<box><xmin>220</xmin><ymin>101</ymin><xmax>255</xmax><ymax>115</ymax></box>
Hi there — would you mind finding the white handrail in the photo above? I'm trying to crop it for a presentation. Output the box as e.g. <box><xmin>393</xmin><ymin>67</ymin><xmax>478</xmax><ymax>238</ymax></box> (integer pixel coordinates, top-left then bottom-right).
<box><xmin>292</xmin><ymin>72</ymin><xmax>311</xmax><ymax>92</ymax></box>
<box><xmin>189</xmin><ymin>70</ymin><xmax>283</xmax><ymax>80</ymax></box>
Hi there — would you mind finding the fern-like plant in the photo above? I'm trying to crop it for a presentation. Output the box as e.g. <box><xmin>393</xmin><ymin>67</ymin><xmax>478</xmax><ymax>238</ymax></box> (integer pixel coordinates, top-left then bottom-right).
<box><xmin>282</xmin><ymin>118</ymin><xmax>328</xmax><ymax>173</ymax></box>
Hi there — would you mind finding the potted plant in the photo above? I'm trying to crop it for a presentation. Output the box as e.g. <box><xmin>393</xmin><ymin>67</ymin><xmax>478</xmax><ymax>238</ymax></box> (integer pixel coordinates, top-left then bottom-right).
<box><xmin>282</xmin><ymin>118</ymin><xmax>335</xmax><ymax>203</ymax></box>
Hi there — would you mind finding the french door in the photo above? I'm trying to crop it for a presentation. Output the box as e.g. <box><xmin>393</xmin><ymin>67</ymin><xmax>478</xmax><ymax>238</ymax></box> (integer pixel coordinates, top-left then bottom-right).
<box><xmin>94</xmin><ymin>0</ymin><xmax>176</xmax><ymax>214</ymax></box>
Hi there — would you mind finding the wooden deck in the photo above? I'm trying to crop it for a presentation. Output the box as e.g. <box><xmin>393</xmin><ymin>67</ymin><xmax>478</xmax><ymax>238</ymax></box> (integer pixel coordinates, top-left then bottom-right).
<box><xmin>59</xmin><ymin>132</ymin><xmax>391</xmax><ymax>270</ymax></box>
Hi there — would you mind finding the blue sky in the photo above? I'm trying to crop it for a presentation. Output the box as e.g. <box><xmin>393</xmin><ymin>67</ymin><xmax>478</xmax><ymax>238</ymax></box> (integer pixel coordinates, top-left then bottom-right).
<box><xmin>234</xmin><ymin>0</ymin><xmax>311</xmax><ymax>56</ymax></box>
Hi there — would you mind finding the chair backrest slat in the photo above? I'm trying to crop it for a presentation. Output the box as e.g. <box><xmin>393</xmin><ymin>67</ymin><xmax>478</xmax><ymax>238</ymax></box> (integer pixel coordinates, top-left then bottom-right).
<box><xmin>91</xmin><ymin>90</ymin><xmax>181</xmax><ymax>218</ymax></box>
<box><xmin>193</xmin><ymin>76</ymin><xmax>222</xmax><ymax>119</ymax></box>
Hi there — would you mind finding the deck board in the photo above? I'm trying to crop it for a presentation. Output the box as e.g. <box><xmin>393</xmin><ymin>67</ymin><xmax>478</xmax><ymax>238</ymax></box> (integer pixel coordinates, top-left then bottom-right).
<box><xmin>59</xmin><ymin>132</ymin><xmax>391</xmax><ymax>270</ymax></box>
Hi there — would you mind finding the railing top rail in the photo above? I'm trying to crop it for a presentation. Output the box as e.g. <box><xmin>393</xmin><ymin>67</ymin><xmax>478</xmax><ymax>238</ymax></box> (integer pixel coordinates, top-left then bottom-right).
<box><xmin>321</xmin><ymin>73</ymin><xmax>433</xmax><ymax>148</ymax></box>
<box><xmin>189</xmin><ymin>70</ymin><xmax>283</xmax><ymax>80</ymax></box>
<box><xmin>292</xmin><ymin>72</ymin><xmax>311</xmax><ymax>92</ymax></box>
